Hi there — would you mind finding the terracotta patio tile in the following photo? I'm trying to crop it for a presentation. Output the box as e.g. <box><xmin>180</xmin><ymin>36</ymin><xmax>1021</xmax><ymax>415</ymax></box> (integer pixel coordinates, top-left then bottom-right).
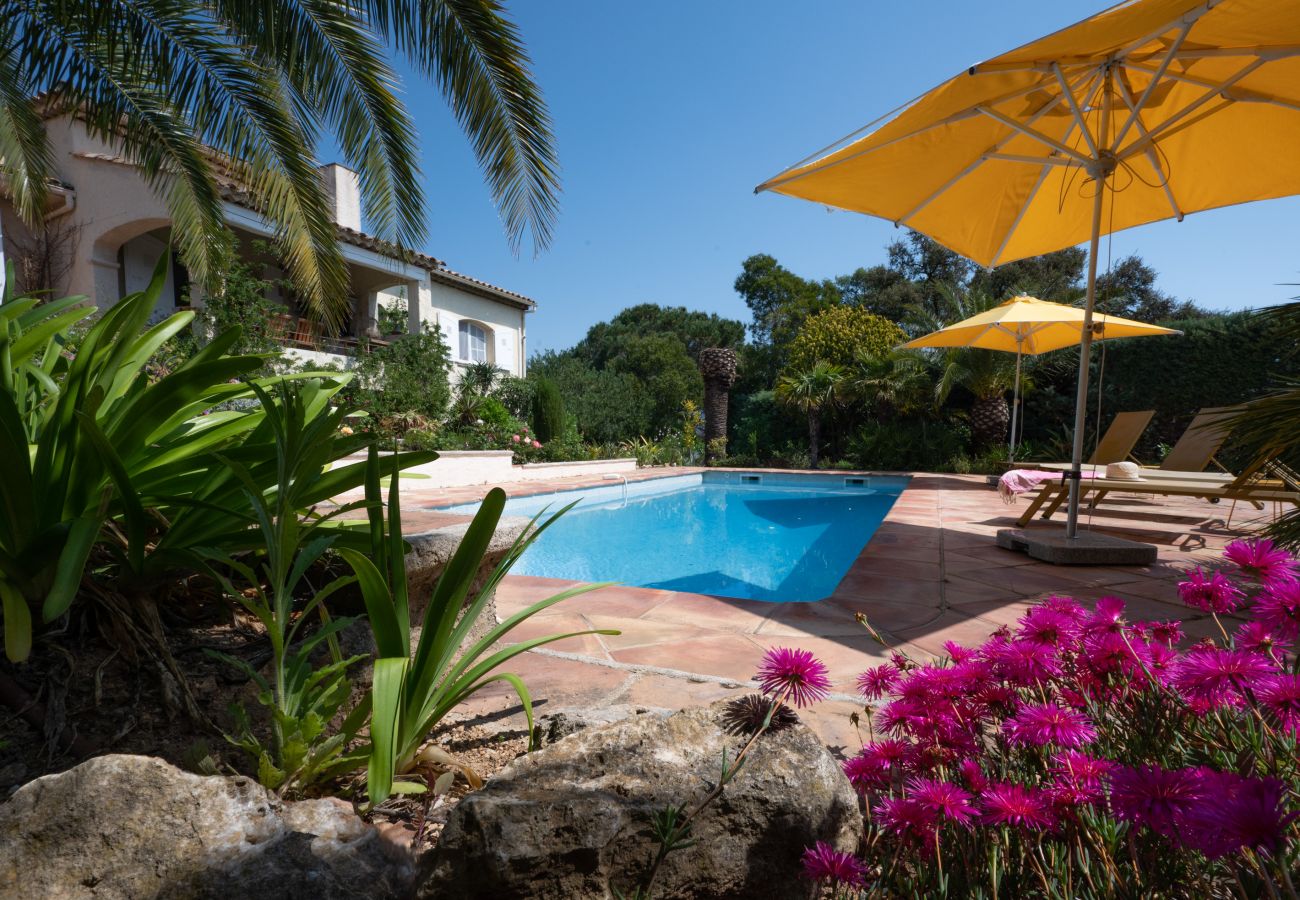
<box><xmin>583</xmin><ymin>614</ymin><xmax>715</xmax><ymax>652</ymax></box>
<box><xmin>618</xmin><ymin>672</ymin><xmax>749</xmax><ymax>711</ymax></box>
<box><xmin>640</xmin><ymin>593</ymin><xmax>778</xmax><ymax>633</ymax></box>
<box><xmin>827</xmin><ymin>573</ymin><xmax>944</xmax><ymax>607</ymax></box>
<box><xmin>847</xmin><ymin>556</ymin><xmax>944</xmax><ymax>583</ymax></box>
<box><xmin>610</xmin><ymin>633</ymin><xmax>769</xmax><ymax>681</ymax></box>
<box><xmin>757</xmin><ymin>600</ymin><xmax>876</xmax><ymax>638</ymax></box>
<box><xmin>821</xmin><ymin>598</ymin><xmax>947</xmax><ymax>636</ymax></box>
<box><xmin>452</xmin><ymin>651</ymin><xmax>633</xmax><ymax>722</ymax></box>
<box><xmin>893</xmin><ymin>611</ymin><xmax>1006</xmax><ymax>658</ymax></box>
<box><xmin>502</xmin><ymin>612</ymin><xmax>612</xmax><ymax>659</ymax></box>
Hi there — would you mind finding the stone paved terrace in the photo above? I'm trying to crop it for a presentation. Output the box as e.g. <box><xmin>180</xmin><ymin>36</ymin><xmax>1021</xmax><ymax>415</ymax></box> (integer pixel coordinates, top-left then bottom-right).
<box><xmin>375</xmin><ymin>468</ymin><xmax>1277</xmax><ymax>758</ymax></box>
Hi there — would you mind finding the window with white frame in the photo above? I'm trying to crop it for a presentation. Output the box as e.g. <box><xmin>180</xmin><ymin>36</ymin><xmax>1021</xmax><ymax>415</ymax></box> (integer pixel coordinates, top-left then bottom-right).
<box><xmin>458</xmin><ymin>320</ymin><xmax>490</xmax><ymax>362</ymax></box>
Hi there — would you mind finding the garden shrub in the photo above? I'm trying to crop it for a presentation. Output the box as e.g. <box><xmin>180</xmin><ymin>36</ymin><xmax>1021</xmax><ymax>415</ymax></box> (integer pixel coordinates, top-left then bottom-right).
<box><xmin>848</xmin><ymin>417</ymin><xmax>970</xmax><ymax>472</ymax></box>
<box><xmin>348</xmin><ymin>323</ymin><xmax>453</xmax><ymax>429</ymax></box>
<box><xmin>494</xmin><ymin>375</ymin><xmax>534</xmax><ymax>422</ymax></box>
<box><xmin>533</xmin><ymin>376</ymin><xmax>566</xmax><ymax>442</ymax></box>
<box><xmin>786</xmin><ymin>305</ymin><xmax>906</xmax><ymax>372</ymax></box>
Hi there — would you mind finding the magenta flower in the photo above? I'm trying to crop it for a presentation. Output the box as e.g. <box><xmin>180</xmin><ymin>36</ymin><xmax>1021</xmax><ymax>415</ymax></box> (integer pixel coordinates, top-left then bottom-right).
<box><xmin>1177</xmin><ymin>567</ymin><xmax>1245</xmax><ymax>614</ymax></box>
<box><xmin>1180</xmin><ymin>770</ymin><xmax>1295</xmax><ymax>859</ymax></box>
<box><xmin>1005</xmin><ymin>703</ymin><xmax>1097</xmax><ymax>749</ymax></box>
<box><xmin>1257</xmin><ymin>673</ymin><xmax>1300</xmax><ymax>737</ymax></box>
<box><xmin>983</xmin><ymin>639</ymin><xmax>1062</xmax><ymax>685</ymax></box>
<box><xmin>843</xmin><ymin>740</ymin><xmax>906</xmax><ymax>792</ymax></box>
<box><xmin>856</xmin><ymin>664</ymin><xmax>899</xmax><ymax>701</ymax></box>
<box><xmin>1224</xmin><ymin>538</ymin><xmax>1298</xmax><ymax>584</ymax></box>
<box><xmin>942</xmin><ymin>640</ymin><xmax>976</xmax><ymax>663</ymax></box>
<box><xmin>1235</xmin><ymin>620</ymin><xmax>1293</xmax><ymax>656</ymax></box>
<box><xmin>1084</xmin><ymin>597</ymin><xmax>1127</xmax><ymax>634</ymax></box>
<box><xmin>754</xmin><ymin>647</ymin><xmax>830</xmax><ymax>707</ymax></box>
<box><xmin>907</xmin><ymin>777</ymin><xmax>975</xmax><ymax>825</ymax></box>
<box><xmin>1017</xmin><ymin>605</ymin><xmax>1082</xmax><ymax>646</ymax></box>
<box><xmin>1109</xmin><ymin>765</ymin><xmax>1205</xmax><ymax>838</ymax></box>
<box><xmin>876</xmin><ymin>795</ymin><xmax>939</xmax><ymax>847</ymax></box>
<box><xmin>1149</xmin><ymin>620</ymin><xmax>1183</xmax><ymax>647</ymax></box>
<box><xmin>1050</xmin><ymin>752</ymin><xmax>1116</xmax><ymax>797</ymax></box>
<box><xmin>799</xmin><ymin>841</ymin><xmax>866</xmax><ymax>887</ymax></box>
<box><xmin>1172</xmin><ymin>647</ymin><xmax>1276</xmax><ymax>708</ymax></box>
<box><xmin>1255</xmin><ymin>579</ymin><xmax>1300</xmax><ymax>642</ymax></box>
<box><xmin>958</xmin><ymin>758</ymin><xmax>988</xmax><ymax>793</ymax></box>
<box><xmin>978</xmin><ymin>783</ymin><xmax>1054</xmax><ymax>830</ymax></box>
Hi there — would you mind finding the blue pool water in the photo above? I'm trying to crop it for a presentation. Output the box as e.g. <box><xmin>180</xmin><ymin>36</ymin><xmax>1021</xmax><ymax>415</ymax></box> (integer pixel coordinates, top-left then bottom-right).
<box><xmin>438</xmin><ymin>472</ymin><xmax>908</xmax><ymax>603</ymax></box>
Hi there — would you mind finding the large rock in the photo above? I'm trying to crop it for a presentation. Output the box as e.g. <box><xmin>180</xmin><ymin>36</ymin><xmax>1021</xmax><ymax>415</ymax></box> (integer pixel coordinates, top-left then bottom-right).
<box><xmin>405</xmin><ymin>515</ymin><xmax>530</xmax><ymax>645</ymax></box>
<box><xmin>0</xmin><ymin>754</ymin><xmax>415</xmax><ymax>899</ymax></box>
<box><xmin>422</xmin><ymin>698</ymin><xmax>861</xmax><ymax>900</ymax></box>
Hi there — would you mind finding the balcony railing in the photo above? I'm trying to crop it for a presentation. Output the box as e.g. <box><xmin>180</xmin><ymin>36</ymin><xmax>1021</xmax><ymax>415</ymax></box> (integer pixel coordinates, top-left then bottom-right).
<box><xmin>268</xmin><ymin>313</ymin><xmax>391</xmax><ymax>355</ymax></box>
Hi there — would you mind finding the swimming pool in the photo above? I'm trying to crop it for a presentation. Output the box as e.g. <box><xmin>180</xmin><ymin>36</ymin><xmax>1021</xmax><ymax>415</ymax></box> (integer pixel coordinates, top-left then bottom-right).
<box><xmin>437</xmin><ymin>471</ymin><xmax>909</xmax><ymax>603</ymax></box>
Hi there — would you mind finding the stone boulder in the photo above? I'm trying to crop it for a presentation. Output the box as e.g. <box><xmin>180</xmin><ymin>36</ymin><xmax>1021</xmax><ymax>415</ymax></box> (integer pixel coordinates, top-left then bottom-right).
<box><xmin>0</xmin><ymin>754</ymin><xmax>415</xmax><ymax>899</ymax></box>
<box><xmin>405</xmin><ymin>515</ymin><xmax>530</xmax><ymax>645</ymax></box>
<box><xmin>421</xmin><ymin>698</ymin><xmax>861</xmax><ymax>900</ymax></box>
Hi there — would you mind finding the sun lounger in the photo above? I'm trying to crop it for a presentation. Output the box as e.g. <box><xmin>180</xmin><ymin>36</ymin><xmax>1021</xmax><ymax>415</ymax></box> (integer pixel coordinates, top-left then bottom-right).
<box><xmin>1083</xmin><ymin>410</ymin><xmax>1155</xmax><ymax>465</ymax></box>
<box><xmin>1015</xmin><ymin>469</ymin><xmax>1299</xmax><ymax>527</ymax></box>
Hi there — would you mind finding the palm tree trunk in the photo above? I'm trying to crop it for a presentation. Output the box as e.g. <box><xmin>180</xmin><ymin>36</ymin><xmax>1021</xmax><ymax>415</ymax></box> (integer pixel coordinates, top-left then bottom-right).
<box><xmin>807</xmin><ymin>410</ymin><xmax>821</xmax><ymax>469</ymax></box>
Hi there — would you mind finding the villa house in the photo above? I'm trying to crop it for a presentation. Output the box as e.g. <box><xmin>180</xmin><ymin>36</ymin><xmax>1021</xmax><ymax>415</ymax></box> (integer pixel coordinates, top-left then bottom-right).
<box><xmin>0</xmin><ymin>110</ymin><xmax>535</xmax><ymax>377</ymax></box>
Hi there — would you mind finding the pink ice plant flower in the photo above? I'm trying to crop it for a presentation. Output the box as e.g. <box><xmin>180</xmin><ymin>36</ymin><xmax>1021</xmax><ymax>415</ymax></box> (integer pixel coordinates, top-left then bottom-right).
<box><xmin>1255</xmin><ymin>578</ymin><xmax>1300</xmax><ymax>641</ymax></box>
<box><xmin>1109</xmin><ymin>765</ymin><xmax>1205</xmax><ymax>839</ymax></box>
<box><xmin>978</xmin><ymin>783</ymin><xmax>1055</xmax><ymax>831</ymax></box>
<box><xmin>1005</xmin><ymin>703</ymin><xmax>1097</xmax><ymax>749</ymax></box>
<box><xmin>754</xmin><ymin>647</ymin><xmax>830</xmax><ymax>708</ymax></box>
<box><xmin>1256</xmin><ymin>673</ymin><xmax>1300</xmax><ymax>737</ymax></box>
<box><xmin>875</xmin><ymin>796</ymin><xmax>939</xmax><ymax>847</ymax></box>
<box><xmin>1049</xmin><ymin>752</ymin><xmax>1116</xmax><ymax>805</ymax></box>
<box><xmin>1172</xmin><ymin>647</ymin><xmax>1277</xmax><ymax>709</ymax></box>
<box><xmin>800</xmin><ymin>841</ymin><xmax>866</xmax><ymax>888</ymax></box>
<box><xmin>1223</xmin><ymin>538</ymin><xmax>1298</xmax><ymax>584</ymax></box>
<box><xmin>1235</xmin><ymin>620</ymin><xmax>1293</xmax><ymax>656</ymax></box>
<box><xmin>1177</xmin><ymin>567</ymin><xmax>1246</xmax><ymax>614</ymax></box>
<box><xmin>1184</xmin><ymin>772</ymin><xmax>1296</xmax><ymax>859</ymax></box>
<box><xmin>856</xmin><ymin>664</ymin><xmax>899</xmax><ymax>701</ymax></box>
<box><xmin>907</xmin><ymin>777</ymin><xmax>976</xmax><ymax>825</ymax></box>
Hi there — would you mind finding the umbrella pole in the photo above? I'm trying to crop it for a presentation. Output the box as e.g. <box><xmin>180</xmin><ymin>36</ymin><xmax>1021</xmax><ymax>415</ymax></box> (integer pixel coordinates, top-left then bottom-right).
<box><xmin>1066</xmin><ymin>172</ymin><xmax>1108</xmax><ymax>540</ymax></box>
<box><xmin>1009</xmin><ymin>342</ymin><xmax>1022</xmax><ymax>464</ymax></box>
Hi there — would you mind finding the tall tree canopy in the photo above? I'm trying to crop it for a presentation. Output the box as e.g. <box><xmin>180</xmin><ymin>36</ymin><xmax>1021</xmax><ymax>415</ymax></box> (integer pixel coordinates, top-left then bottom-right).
<box><xmin>573</xmin><ymin>303</ymin><xmax>746</xmax><ymax>367</ymax></box>
<box><xmin>3</xmin><ymin>0</ymin><xmax>559</xmax><ymax>327</ymax></box>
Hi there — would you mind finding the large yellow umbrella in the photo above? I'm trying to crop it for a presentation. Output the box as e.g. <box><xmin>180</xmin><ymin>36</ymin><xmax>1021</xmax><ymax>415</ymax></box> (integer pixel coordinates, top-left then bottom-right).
<box><xmin>757</xmin><ymin>0</ymin><xmax>1300</xmax><ymax>539</ymax></box>
<box><xmin>901</xmin><ymin>295</ymin><xmax>1180</xmax><ymax>462</ymax></box>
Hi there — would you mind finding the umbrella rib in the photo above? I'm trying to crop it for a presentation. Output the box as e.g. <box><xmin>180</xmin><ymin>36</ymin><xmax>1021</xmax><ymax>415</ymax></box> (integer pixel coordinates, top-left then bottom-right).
<box><xmin>895</xmin><ymin>70</ymin><xmax>1093</xmax><ymax>227</ymax></box>
<box><xmin>1123</xmin><ymin>61</ymin><xmax>1300</xmax><ymax>114</ymax></box>
<box><xmin>976</xmin><ymin>105</ymin><xmax>1094</xmax><ymax>167</ymax></box>
<box><xmin>989</xmin><ymin>73</ymin><xmax>1102</xmax><ymax>267</ymax></box>
<box><xmin>1051</xmin><ymin>63</ymin><xmax>1099</xmax><ymax>159</ymax></box>
<box><xmin>1117</xmin><ymin>57</ymin><xmax>1266</xmax><ymax>162</ymax></box>
<box><xmin>1111</xmin><ymin>20</ymin><xmax>1195</xmax><ymax>150</ymax></box>
<box><xmin>1113</xmin><ymin>74</ymin><xmax>1184</xmax><ymax>221</ymax></box>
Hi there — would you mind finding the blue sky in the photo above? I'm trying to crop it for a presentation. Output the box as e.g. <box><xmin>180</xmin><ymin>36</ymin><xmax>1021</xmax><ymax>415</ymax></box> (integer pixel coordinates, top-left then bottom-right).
<box><xmin>379</xmin><ymin>1</ymin><xmax>1300</xmax><ymax>354</ymax></box>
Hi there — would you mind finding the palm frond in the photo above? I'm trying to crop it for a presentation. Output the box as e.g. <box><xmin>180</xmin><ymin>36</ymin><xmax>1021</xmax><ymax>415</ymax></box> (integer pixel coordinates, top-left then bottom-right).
<box><xmin>367</xmin><ymin>0</ymin><xmax>561</xmax><ymax>254</ymax></box>
<box><xmin>0</xmin><ymin>22</ymin><xmax>53</xmax><ymax>222</ymax></box>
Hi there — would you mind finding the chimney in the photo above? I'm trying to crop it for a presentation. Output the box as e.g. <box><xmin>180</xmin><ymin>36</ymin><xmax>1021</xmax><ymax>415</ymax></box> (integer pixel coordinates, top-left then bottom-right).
<box><xmin>318</xmin><ymin>163</ymin><xmax>362</xmax><ymax>232</ymax></box>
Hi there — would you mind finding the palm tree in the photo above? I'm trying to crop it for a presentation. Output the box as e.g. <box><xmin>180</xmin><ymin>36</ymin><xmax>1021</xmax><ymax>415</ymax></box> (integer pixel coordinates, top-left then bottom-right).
<box><xmin>776</xmin><ymin>361</ymin><xmax>845</xmax><ymax>468</ymax></box>
<box><xmin>847</xmin><ymin>349</ymin><xmax>931</xmax><ymax>419</ymax></box>
<box><xmin>1</xmin><ymin>0</ymin><xmax>559</xmax><ymax>329</ymax></box>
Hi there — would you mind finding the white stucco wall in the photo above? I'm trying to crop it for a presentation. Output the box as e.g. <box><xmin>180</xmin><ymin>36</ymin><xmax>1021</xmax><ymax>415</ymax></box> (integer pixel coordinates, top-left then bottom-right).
<box><xmin>0</xmin><ymin>115</ymin><xmax>534</xmax><ymax>372</ymax></box>
<box><xmin>415</xmin><ymin>279</ymin><xmax>528</xmax><ymax>377</ymax></box>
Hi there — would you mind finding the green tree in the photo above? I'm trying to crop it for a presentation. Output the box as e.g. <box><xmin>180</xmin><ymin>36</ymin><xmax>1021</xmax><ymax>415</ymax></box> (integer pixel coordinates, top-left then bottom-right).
<box><xmin>4</xmin><ymin>0</ymin><xmax>559</xmax><ymax>327</ymax></box>
<box><xmin>574</xmin><ymin>304</ymin><xmax>746</xmax><ymax>367</ymax></box>
<box><xmin>610</xmin><ymin>334</ymin><xmax>704</xmax><ymax>437</ymax></box>
<box><xmin>787</xmin><ymin>305</ymin><xmax>907</xmax><ymax>372</ymax></box>
<box><xmin>1096</xmin><ymin>255</ymin><xmax>1206</xmax><ymax>320</ymax></box>
<box><xmin>733</xmin><ymin>254</ymin><xmax>839</xmax><ymax>350</ymax></box>
<box><xmin>531</xmin><ymin>377</ymin><xmax>565</xmax><ymax>442</ymax></box>
<box><xmin>529</xmin><ymin>351</ymin><xmax>650</xmax><ymax>443</ymax></box>
<box><xmin>775</xmin><ymin>362</ymin><xmax>845</xmax><ymax>468</ymax></box>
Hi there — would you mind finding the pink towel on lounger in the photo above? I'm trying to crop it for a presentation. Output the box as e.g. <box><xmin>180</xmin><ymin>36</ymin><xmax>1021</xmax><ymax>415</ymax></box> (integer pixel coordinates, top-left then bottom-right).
<box><xmin>998</xmin><ymin>468</ymin><xmax>1094</xmax><ymax>504</ymax></box>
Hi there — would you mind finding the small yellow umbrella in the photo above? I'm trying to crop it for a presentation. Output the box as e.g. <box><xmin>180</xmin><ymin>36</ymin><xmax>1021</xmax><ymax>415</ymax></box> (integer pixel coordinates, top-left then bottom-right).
<box><xmin>757</xmin><ymin>0</ymin><xmax>1300</xmax><ymax>538</ymax></box>
<box><xmin>901</xmin><ymin>295</ymin><xmax>1180</xmax><ymax>461</ymax></box>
